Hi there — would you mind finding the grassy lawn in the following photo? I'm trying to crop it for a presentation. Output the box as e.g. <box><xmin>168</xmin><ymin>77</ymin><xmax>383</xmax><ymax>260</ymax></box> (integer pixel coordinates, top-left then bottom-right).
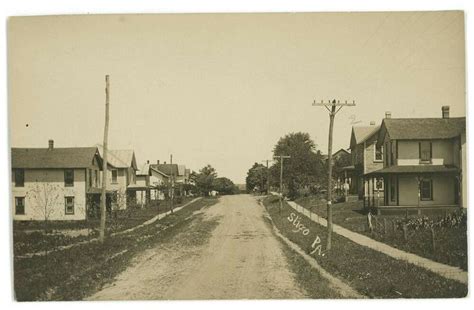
<box><xmin>13</xmin><ymin>197</ymin><xmax>218</xmax><ymax>301</ymax></box>
<box><xmin>263</xmin><ymin>195</ymin><xmax>467</xmax><ymax>298</ymax></box>
<box><xmin>13</xmin><ymin>197</ymin><xmax>195</xmax><ymax>256</ymax></box>
<box><xmin>262</xmin><ymin>211</ymin><xmax>343</xmax><ymax>299</ymax></box>
<box><xmin>295</xmin><ymin>196</ymin><xmax>468</xmax><ymax>271</ymax></box>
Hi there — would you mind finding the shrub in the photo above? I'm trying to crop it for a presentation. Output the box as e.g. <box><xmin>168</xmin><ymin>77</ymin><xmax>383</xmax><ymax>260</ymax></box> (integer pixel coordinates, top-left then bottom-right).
<box><xmin>396</xmin><ymin>210</ymin><xmax>467</xmax><ymax>231</ymax></box>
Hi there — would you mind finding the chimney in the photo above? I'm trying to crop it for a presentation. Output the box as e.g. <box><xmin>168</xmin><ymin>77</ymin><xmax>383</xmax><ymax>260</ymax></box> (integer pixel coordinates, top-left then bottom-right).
<box><xmin>48</xmin><ymin>139</ymin><xmax>54</xmax><ymax>150</ymax></box>
<box><xmin>385</xmin><ymin>111</ymin><xmax>392</xmax><ymax>119</ymax></box>
<box><xmin>157</xmin><ymin>160</ymin><xmax>160</xmax><ymax>165</ymax></box>
<box><xmin>370</xmin><ymin>121</ymin><xmax>376</xmax><ymax>126</ymax></box>
<box><xmin>442</xmin><ymin>106</ymin><xmax>450</xmax><ymax>119</ymax></box>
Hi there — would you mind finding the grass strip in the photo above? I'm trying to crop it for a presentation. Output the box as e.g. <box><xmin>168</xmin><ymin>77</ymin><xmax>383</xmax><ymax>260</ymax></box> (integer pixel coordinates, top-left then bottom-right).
<box><xmin>262</xmin><ymin>196</ymin><xmax>467</xmax><ymax>299</ymax></box>
<box><xmin>295</xmin><ymin>197</ymin><xmax>468</xmax><ymax>271</ymax></box>
<box><xmin>14</xmin><ymin>197</ymin><xmax>218</xmax><ymax>301</ymax></box>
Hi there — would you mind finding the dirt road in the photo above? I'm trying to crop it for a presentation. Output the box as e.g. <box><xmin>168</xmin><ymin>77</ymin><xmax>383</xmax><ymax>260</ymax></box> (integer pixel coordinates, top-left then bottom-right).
<box><xmin>87</xmin><ymin>194</ymin><xmax>308</xmax><ymax>300</ymax></box>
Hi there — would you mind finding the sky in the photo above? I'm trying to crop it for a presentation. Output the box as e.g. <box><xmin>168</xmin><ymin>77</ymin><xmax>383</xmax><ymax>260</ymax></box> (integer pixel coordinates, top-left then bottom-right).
<box><xmin>8</xmin><ymin>11</ymin><xmax>466</xmax><ymax>184</ymax></box>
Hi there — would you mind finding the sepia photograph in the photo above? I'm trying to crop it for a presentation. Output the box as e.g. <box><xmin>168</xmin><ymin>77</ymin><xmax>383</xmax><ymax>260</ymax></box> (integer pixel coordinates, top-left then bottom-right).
<box><xmin>6</xmin><ymin>8</ymin><xmax>468</xmax><ymax>302</ymax></box>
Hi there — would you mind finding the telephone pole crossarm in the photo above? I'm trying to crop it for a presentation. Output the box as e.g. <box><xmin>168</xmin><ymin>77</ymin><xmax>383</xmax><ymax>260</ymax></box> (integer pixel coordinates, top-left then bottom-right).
<box><xmin>312</xmin><ymin>99</ymin><xmax>356</xmax><ymax>106</ymax></box>
<box><xmin>312</xmin><ymin>98</ymin><xmax>356</xmax><ymax>251</ymax></box>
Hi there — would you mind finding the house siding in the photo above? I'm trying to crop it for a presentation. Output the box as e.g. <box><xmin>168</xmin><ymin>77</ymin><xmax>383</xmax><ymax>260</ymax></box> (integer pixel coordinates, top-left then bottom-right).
<box><xmin>103</xmin><ymin>167</ymin><xmax>135</xmax><ymax>210</ymax></box>
<box><xmin>397</xmin><ymin>139</ymin><xmax>456</xmax><ymax>166</ymax></box>
<box><xmin>12</xmin><ymin>169</ymin><xmax>87</xmax><ymax>221</ymax></box>
<box><xmin>393</xmin><ymin>175</ymin><xmax>456</xmax><ymax>206</ymax></box>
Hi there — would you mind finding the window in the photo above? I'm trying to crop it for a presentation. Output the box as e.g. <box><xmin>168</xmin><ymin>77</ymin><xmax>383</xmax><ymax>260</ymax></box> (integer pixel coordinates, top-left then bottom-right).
<box><xmin>111</xmin><ymin>169</ymin><xmax>118</xmax><ymax>183</ymax></box>
<box><xmin>65</xmin><ymin>196</ymin><xmax>75</xmax><ymax>215</ymax></box>
<box><xmin>14</xmin><ymin>169</ymin><xmax>24</xmax><ymax>187</ymax></box>
<box><xmin>15</xmin><ymin>197</ymin><xmax>25</xmax><ymax>215</ymax></box>
<box><xmin>64</xmin><ymin>169</ymin><xmax>74</xmax><ymax>187</ymax></box>
<box><xmin>88</xmin><ymin>169</ymin><xmax>92</xmax><ymax>187</ymax></box>
<box><xmin>374</xmin><ymin>144</ymin><xmax>383</xmax><ymax>162</ymax></box>
<box><xmin>419</xmin><ymin>141</ymin><xmax>432</xmax><ymax>163</ymax></box>
<box><xmin>94</xmin><ymin>170</ymin><xmax>99</xmax><ymax>187</ymax></box>
<box><xmin>420</xmin><ymin>179</ymin><xmax>433</xmax><ymax>201</ymax></box>
<box><xmin>375</xmin><ymin>178</ymin><xmax>384</xmax><ymax>190</ymax></box>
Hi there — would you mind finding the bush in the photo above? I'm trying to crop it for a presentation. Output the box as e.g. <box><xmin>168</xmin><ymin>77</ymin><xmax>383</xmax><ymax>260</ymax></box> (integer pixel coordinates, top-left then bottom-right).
<box><xmin>396</xmin><ymin>210</ymin><xmax>467</xmax><ymax>231</ymax></box>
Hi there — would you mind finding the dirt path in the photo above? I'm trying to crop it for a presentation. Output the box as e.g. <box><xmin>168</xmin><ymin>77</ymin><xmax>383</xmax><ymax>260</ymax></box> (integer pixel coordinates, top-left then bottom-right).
<box><xmin>87</xmin><ymin>194</ymin><xmax>308</xmax><ymax>300</ymax></box>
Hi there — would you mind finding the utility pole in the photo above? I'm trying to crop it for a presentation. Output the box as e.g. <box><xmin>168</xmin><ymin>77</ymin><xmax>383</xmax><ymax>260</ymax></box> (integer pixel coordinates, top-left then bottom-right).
<box><xmin>262</xmin><ymin>159</ymin><xmax>271</xmax><ymax>195</ymax></box>
<box><xmin>99</xmin><ymin>75</ymin><xmax>110</xmax><ymax>243</ymax></box>
<box><xmin>170</xmin><ymin>154</ymin><xmax>174</xmax><ymax>214</ymax></box>
<box><xmin>312</xmin><ymin>99</ymin><xmax>355</xmax><ymax>251</ymax></box>
<box><xmin>273</xmin><ymin>155</ymin><xmax>290</xmax><ymax>214</ymax></box>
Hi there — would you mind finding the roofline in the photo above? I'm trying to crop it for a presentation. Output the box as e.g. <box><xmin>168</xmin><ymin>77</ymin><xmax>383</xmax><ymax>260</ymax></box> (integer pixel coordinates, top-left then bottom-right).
<box><xmin>150</xmin><ymin>166</ymin><xmax>170</xmax><ymax>178</ymax></box>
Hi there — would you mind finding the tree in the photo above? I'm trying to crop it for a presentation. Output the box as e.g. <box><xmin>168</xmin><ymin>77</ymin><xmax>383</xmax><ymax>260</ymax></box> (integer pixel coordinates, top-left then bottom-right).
<box><xmin>195</xmin><ymin>165</ymin><xmax>218</xmax><ymax>196</ymax></box>
<box><xmin>213</xmin><ymin>177</ymin><xmax>239</xmax><ymax>195</ymax></box>
<box><xmin>270</xmin><ymin>132</ymin><xmax>326</xmax><ymax>199</ymax></box>
<box><xmin>245</xmin><ymin>163</ymin><xmax>268</xmax><ymax>193</ymax></box>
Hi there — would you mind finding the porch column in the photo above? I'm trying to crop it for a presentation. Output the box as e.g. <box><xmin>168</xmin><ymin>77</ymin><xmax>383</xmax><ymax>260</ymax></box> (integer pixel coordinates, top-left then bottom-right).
<box><xmin>368</xmin><ymin>177</ymin><xmax>373</xmax><ymax>207</ymax></box>
<box><xmin>364</xmin><ymin>177</ymin><xmax>369</xmax><ymax>207</ymax></box>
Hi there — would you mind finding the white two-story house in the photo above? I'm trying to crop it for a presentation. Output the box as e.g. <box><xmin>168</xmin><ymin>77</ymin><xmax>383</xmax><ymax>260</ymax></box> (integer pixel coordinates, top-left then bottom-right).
<box><xmin>102</xmin><ymin>149</ymin><xmax>138</xmax><ymax>210</ymax></box>
<box><xmin>367</xmin><ymin>106</ymin><xmax>466</xmax><ymax>213</ymax></box>
<box><xmin>11</xmin><ymin>140</ymin><xmax>104</xmax><ymax>221</ymax></box>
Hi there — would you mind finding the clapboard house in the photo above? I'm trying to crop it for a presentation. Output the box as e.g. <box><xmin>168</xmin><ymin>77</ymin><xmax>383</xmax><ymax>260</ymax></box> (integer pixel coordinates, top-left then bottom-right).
<box><xmin>11</xmin><ymin>140</ymin><xmax>105</xmax><ymax>221</ymax></box>
<box><xmin>367</xmin><ymin>106</ymin><xmax>466</xmax><ymax>213</ymax></box>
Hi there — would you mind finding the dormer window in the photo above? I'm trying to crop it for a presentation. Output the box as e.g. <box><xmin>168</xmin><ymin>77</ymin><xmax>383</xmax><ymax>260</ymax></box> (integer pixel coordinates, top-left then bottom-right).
<box><xmin>419</xmin><ymin>141</ymin><xmax>432</xmax><ymax>163</ymax></box>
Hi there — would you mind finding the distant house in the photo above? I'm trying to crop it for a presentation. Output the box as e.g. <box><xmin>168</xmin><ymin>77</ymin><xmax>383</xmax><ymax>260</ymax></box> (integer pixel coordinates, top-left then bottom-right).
<box><xmin>135</xmin><ymin>162</ymin><xmax>152</xmax><ymax>207</ymax></box>
<box><xmin>345</xmin><ymin>121</ymin><xmax>384</xmax><ymax>205</ymax></box>
<box><xmin>134</xmin><ymin>161</ymin><xmax>170</xmax><ymax>206</ymax></box>
<box><xmin>331</xmin><ymin>148</ymin><xmax>352</xmax><ymax>193</ymax></box>
<box><xmin>151</xmin><ymin>161</ymin><xmax>181</xmax><ymax>197</ymax></box>
<box><xmin>11</xmin><ymin>140</ymin><xmax>105</xmax><ymax>221</ymax></box>
<box><xmin>328</xmin><ymin>148</ymin><xmax>351</xmax><ymax>162</ymax></box>
<box><xmin>184</xmin><ymin>168</ymin><xmax>191</xmax><ymax>184</ymax></box>
<box><xmin>99</xmin><ymin>149</ymin><xmax>138</xmax><ymax>210</ymax></box>
<box><xmin>367</xmin><ymin>106</ymin><xmax>466</xmax><ymax>213</ymax></box>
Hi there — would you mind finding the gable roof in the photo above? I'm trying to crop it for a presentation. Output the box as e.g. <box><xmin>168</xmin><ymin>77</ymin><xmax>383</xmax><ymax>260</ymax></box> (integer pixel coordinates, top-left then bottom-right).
<box><xmin>98</xmin><ymin>148</ymin><xmax>138</xmax><ymax>170</ymax></box>
<box><xmin>350</xmin><ymin>125</ymin><xmax>380</xmax><ymax>148</ymax></box>
<box><xmin>11</xmin><ymin>147</ymin><xmax>102</xmax><ymax>169</ymax></box>
<box><xmin>150</xmin><ymin>163</ymin><xmax>179</xmax><ymax>176</ymax></box>
<box><xmin>333</xmin><ymin>148</ymin><xmax>350</xmax><ymax>157</ymax></box>
<box><xmin>380</xmin><ymin>117</ymin><xmax>466</xmax><ymax>141</ymax></box>
<box><xmin>150</xmin><ymin>166</ymin><xmax>170</xmax><ymax>178</ymax></box>
<box><xmin>136</xmin><ymin>162</ymin><xmax>150</xmax><ymax>176</ymax></box>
